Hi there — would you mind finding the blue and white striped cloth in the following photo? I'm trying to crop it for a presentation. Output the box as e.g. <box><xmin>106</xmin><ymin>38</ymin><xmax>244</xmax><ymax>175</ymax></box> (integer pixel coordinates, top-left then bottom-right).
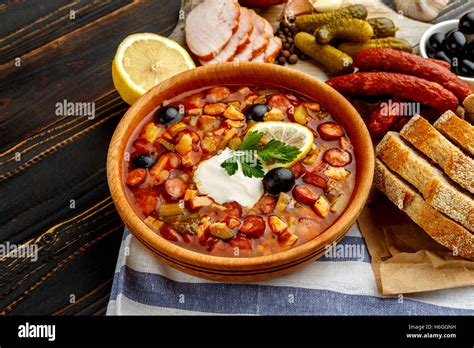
<box><xmin>107</xmin><ymin>225</ymin><xmax>474</xmax><ymax>315</ymax></box>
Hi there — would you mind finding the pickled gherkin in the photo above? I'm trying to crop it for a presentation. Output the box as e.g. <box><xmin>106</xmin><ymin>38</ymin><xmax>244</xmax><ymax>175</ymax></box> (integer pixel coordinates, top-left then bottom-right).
<box><xmin>367</xmin><ymin>17</ymin><xmax>399</xmax><ymax>38</ymax></box>
<box><xmin>315</xmin><ymin>18</ymin><xmax>374</xmax><ymax>44</ymax></box>
<box><xmin>338</xmin><ymin>38</ymin><xmax>413</xmax><ymax>57</ymax></box>
<box><xmin>295</xmin><ymin>5</ymin><xmax>368</xmax><ymax>33</ymax></box>
<box><xmin>294</xmin><ymin>32</ymin><xmax>353</xmax><ymax>74</ymax></box>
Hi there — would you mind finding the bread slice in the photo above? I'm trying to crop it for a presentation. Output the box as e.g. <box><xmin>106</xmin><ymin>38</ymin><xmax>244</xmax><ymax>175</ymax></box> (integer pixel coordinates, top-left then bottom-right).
<box><xmin>400</xmin><ymin>115</ymin><xmax>474</xmax><ymax>193</ymax></box>
<box><xmin>434</xmin><ymin>110</ymin><xmax>474</xmax><ymax>157</ymax></box>
<box><xmin>374</xmin><ymin>160</ymin><xmax>474</xmax><ymax>260</ymax></box>
<box><xmin>376</xmin><ymin>132</ymin><xmax>474</xmax><ymax>232</ymax></box>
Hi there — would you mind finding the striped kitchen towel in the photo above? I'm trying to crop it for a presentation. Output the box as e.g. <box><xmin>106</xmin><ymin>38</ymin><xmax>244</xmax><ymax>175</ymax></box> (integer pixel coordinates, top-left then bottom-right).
<box><xmin>107</xmin><ymin>225</ymin><xmax>474</xmax><ymax>315</ymax></box>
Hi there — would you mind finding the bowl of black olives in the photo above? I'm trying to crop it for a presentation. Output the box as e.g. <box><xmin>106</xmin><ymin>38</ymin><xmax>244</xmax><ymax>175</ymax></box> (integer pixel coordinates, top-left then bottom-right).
<box><xmin>420</xmin><ymin>12</ymin><xmax>474</xmax><ymax>87</ymax></box>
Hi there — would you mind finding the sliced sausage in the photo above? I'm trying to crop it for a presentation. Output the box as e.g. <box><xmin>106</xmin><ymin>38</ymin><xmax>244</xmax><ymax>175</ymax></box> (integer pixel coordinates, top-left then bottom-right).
<box><xmin>303</xmin><ymin>171</ymin><xmax>328</xmax><ymax>189</ymax></box>
<box><xmin>160</xmin><ymin>227</ymin><xmax>180</xmax><ymax>242</ymax></box>
<box><xmin>239</xmin><ymin>215</ymin><xmax>266</xmax><ymax>238</ymax></box>
<box><xmin>229</xmin><ymin>234</ymin><xmax>252</xmax><ymax>250</ymax></box>
<box><xmin>165</xmin><ymin>178</ymin><xmax>187</xmax><ymax>199</ymax></box>
<box><xmin>317</xmin><ymin>122</ymin><xmax>345</xmax><ymax>140</ymax></box>
<box><xmin>268</xmin><ymin>93</ymin><xmax>292</xmax><ymax>113</ymax></box>
<box><xmin>135</xmin><ymin>194</ymin><xmax>157</xmax><ymax>216</ymax></box>
<box><xmin>255</xmin><ymin>195</ymin><xmax>276</xmax><ymax>214</ymax></box>
<box><xmin>206</xmin><ymin>236</ymin><xmax>220</xmax><ymax>252</ymax></box>
<box><xmin>291</xmin><ymin>162</ymin><xmax>305</xmax><ymax>178</ymax></box>
<box><xmin>292</xmin><ymin>185</ymin><xmax>319</xmax><ymax>205</ymax></box>
<box><xmin>164</xmin><ymin>152</ymin><xmax>182</xmax><ymax>169</ymax></box>
<box><xmin>323</xmin><ymin>148</ymin><xmax>352</xmax><ymax>167</ymax></box>
<box><xmin>223</xmin><ymin>201</ymin><xmax>243</xmax><ymax>219</ymax></box>
<box><xmin>126</xmin><ymin>168</ymin><xmax>147</xmax><ymax>186</ymax></box>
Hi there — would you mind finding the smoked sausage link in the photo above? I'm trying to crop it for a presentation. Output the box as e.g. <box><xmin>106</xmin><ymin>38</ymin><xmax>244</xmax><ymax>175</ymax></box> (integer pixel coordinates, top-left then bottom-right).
<box><xmin>367</xmin><ymin>98</ymin><xmax>402</xmax><ymax>139</ymax></box>
<box><xmin>353</xmin><ymin>48</ymin><xmax>473</xmax><ymax>102</ymax></box>
<box><xmin>326</xmin><ymin>72</ymin><xmax>458</xmax><ymax>112</ymax></box>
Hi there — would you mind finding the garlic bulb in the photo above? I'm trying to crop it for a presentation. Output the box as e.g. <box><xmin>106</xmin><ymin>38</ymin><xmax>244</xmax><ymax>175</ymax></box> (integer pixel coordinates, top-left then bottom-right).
<box><xmin>394</xmin><ymin>0</ymin><xmax>449</xmax><ymax>23</ymax></box>
<box><xmin>281</xmin><ymin>0</ymin><xmax>314</xmax><ymax>22</ymax></box>
<box><xmin>311</xmin><ymin>0</ymin><xmax>343</xmax><ymax>13</ymax></box>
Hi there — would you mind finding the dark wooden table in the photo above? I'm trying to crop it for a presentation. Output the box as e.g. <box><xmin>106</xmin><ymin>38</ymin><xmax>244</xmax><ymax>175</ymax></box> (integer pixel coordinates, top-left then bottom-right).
<box><xmin>0</xmin><ymin>0</ymin><xmax>181</xmax><ymax>315</ymax></box>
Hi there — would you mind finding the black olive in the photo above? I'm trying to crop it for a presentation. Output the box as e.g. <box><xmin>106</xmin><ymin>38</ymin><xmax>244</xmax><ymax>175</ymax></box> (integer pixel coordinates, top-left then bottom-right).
<box><xmin>263</xmin><ymin>168</ymin><xmax>295</xmax><ymax>195</ymax></box>
<box><xmin>426</xmin><ymin>44</ymin><xmax>436</xmax><ymax>58</ymax></box>
<box><xmin>434</xmin><ymin>51</ymin><xmax>452</xmax><ymax>65</ymax></box>
<box><xmin>247</xmin><ymin>103</ymin><xmax>269</xmax><ymax>121</ymax></box>
<box><xmin>132</xmin><ymin>154</ymin><xmax>156</xmax><ymax>168</ymax></box>
<box><xmin>445</xmin><ymin>30</ymin><xmax>467</xmax><ymax>54</ymax></box>
<box><xmin>455</xmin><ymin>58</ymin><xmax>474</xmax><ymax>77</ymax></box>
<box><xmin>427</xmin><ymin>32</ymin><xmax>446</xmax><ymax>51</ymax></box>
<box><xmin>465</xmin><ymin>41</ymin><xmax>474</xmax><ymax>59</ymax></box>
<box><xmin>155</xmin><ymin>106</ymin><xmax>183</xmax><ymax>125</ymax></box>
<box><xmin>459</xmin><ymin>11</ymin><xmax>474</xmax><ymax>34</ymax></box>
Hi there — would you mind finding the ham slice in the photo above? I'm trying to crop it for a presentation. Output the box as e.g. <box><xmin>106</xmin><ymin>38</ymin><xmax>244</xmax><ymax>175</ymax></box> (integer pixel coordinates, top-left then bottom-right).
<box><xmin>261</xmin><ymin>17</ymin><xmax>274</xmax><ymax>38</ymax></box>
<box><xmin>249</xmin><ymin>10</ymin><xmax>269</xmax><ymax>57</ymax></box>
<box><xmin>200</xmin><ymin>7</ymin><xmax>253</xmax><ymax>65</ymax></box>
<box><xmin>252</xmin><ymin>52</ymin><xmax>265</xmax><ymax>62</ymax></box>
<box><xmin>234</xmin><ymin>9</ymin><xmax>269</xmax><ymax>61</ymax></box>
<box><xmin>264</xmin><ymin>37</ymin><xmax>282</xmax><ymax>63</ymax></box>
<box><xmin>257</xmin><ymin>17</ymin><xmax>282</xmax><ymax>63</ymax></box>
<box><xmin>185</xmin><ymin>0</ymin><xmax>240</xmax><ymax>61</ymax></box>
<box><xmin>236</xmin><ymin>7</ymin><xmax>253</xmax><ymax>51</ymax></box>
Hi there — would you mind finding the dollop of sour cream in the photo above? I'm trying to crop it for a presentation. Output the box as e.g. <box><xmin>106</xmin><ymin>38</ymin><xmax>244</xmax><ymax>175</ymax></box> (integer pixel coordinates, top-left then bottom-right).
<box><xmin>194</xmin><ymin>148</ymin><xmax>264</xmax><ymax>208</ymax></box>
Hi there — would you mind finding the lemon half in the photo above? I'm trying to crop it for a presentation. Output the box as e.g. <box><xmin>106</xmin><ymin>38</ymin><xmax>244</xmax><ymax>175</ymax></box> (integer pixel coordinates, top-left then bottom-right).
<box><xmin>248</xmin><ymin>122</ymin><xmax>314</xmax><ymax>168</ymax></box>
<box><xmin>112</xmin><ymin>33</ymin><xmax>195</xmax><ymax>105</ymax></box>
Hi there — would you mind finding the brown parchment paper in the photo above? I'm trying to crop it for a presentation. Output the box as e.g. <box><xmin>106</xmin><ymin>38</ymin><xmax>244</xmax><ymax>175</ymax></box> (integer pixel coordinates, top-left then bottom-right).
<box><xmin>357</xmin><ymin>190</ymin><xmax>474</xmax><ymax>295</ymax></box>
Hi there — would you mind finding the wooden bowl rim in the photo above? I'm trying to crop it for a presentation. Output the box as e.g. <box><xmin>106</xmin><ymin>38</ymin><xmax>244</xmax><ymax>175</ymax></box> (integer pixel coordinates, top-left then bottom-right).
<box><xmin>107</xmin><ymin>62</ymin><xmax>374</xmax><ymax>270</ymax></box>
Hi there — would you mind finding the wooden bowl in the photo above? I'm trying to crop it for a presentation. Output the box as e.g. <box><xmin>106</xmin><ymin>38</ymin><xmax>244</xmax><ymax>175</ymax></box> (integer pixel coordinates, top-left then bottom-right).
<box><xmin>107</xmin><ymin>62</ymin><xmax>374</xmax><ymax>282</ymax></box>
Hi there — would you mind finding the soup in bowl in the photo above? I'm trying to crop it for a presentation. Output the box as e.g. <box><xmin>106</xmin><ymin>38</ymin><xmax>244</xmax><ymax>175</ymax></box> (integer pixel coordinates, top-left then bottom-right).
<box><xmin>107</xmin><ymin>63</ymin><xmax>373</xmax><ymax>281</ymax></box>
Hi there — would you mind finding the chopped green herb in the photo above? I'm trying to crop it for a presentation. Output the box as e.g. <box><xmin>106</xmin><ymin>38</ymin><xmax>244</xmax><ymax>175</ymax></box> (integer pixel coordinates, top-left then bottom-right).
<box><xmin>220</xmin><ymin>130</ymin><xmax>301</xmax><ymax>178</ymax></box>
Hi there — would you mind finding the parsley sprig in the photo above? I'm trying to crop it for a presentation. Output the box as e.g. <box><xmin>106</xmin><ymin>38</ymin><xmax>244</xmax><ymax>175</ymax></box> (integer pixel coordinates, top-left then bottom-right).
<box><xmin>220</xmin><ymin>131</ymin><xmax>300</xmax><ymax>178</ymax></box>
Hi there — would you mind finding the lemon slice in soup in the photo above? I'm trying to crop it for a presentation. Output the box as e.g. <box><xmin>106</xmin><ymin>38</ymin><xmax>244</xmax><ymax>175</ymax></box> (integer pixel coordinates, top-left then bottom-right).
<box><xmin>248</xmin><ymin>121</ymin><xmax>314</xmax><ymax>168</ymax></box>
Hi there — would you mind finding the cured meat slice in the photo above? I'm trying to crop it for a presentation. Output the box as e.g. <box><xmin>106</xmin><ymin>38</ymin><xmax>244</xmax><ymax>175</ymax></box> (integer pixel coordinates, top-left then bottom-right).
<box><xmin>248</xmin><ymin>10</ymin><xmax>269</xmax><ymax>58</ymax></box>
<box><xmin>261</xmin><ymin>17</ymin><xmax>274</xmax><ymax>38</ymax></box>
<box><xmin>234</xmin><ymin>10</ymin><xmax>269</xmax><ymax>62</ymax></box>
<box><xmin>259</xmin><ymin>17</ymin><xmax>282</xmax><ymax>63</ymax></box>
<box><xmin>252</xmin><ymin>52</ymin><xmax>265</xmax><ymax>62</ymax></box>
<box><xmin>236</xmin><ymin>7</ymin><xmax>253</xmax><ymax>51</ymax></box>
<box><xmin>264</xmin><ymin>37</ymin><xmax>282</xmax><ymax>63</ymax></box>
<box><xmin>185</xmin><ymin>0</ymin><xmax>240</xmax><ymax>61</ymax></box>
<box><xmin>234</xmin><ymin>42</ymin><xmax>253</xmax><ymax>62</ymax></box>
<box><xmin>200</xmin><ymin>6</ymin><xmax>253</xmax><ymax>65</ymax></box>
